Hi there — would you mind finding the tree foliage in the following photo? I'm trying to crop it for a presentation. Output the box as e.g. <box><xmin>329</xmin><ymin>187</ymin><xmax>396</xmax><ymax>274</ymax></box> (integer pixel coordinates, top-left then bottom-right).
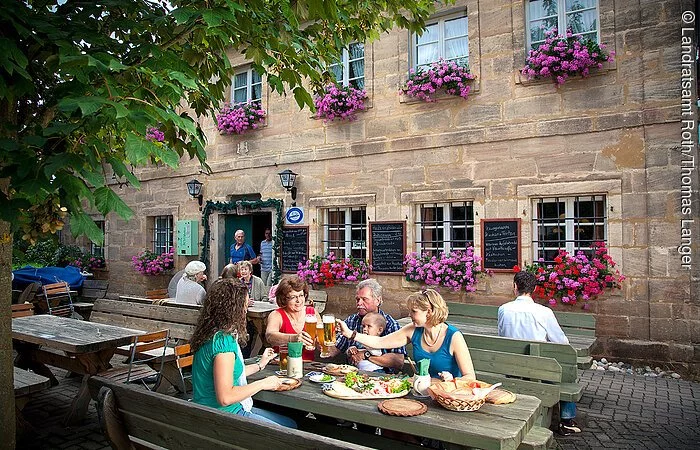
<box><xmin>0</xmin><ymin>0</ymin><xmax>448</xmax><ymax>244</ymax></box>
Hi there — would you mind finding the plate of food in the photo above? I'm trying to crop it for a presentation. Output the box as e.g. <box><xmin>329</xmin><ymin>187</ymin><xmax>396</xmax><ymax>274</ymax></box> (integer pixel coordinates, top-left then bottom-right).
<box><xmin>309</xmin><ymin>373</ymin><xmax>336</xmax><ymax>383</ymax></box>
<box><xmin>274</xmin><ymin>377</ymin><xmax>302</xmax><ymax>391</ymax></box>
<box><xmin>323</xmin><ymin>373</ymin><xmax>412</xmax><ymax>400</ymax></box>
<box><xmin>322</xmin><ymin>364</ymin><xmax>358</xmax><ymax>376</ymax></box>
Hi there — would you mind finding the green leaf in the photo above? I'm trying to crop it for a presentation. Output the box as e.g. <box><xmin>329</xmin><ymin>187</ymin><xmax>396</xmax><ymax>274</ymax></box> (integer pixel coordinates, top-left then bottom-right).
<box><xmin>293</xmin><ymin>86</ymin><xmax>314</xmax><ymax>110</ymax></box>
<box><xmin>125</xmin><ymin>132</ymin><xmax>156</xmax><ymax>164</ymax></box>
<box><xmin>106</xmin><ymin>100</ymin><xmax>129</xmax><ymax>119</ymax></box>
<box><xmin>93</xmin><ymin>186</ymin><xmax>134</xmax><ymax>221</ymax></box>
<box><xmin>69</xmin><ymin>211</ymin><xmax>105</xmax><ymax>245</ymax></box>
<box><xmin>168</xmin><ymin>71</ymin><xmax>198</xmax><ymax>89</ymax></box>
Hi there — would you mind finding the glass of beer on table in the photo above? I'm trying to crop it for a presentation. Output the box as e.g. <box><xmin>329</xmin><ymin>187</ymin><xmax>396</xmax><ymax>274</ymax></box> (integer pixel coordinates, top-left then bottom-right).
<box><xmin>279</xmin><ymin>344</ymin><xmax>288</xmax><ymax>372</ymax></box>
<box><xmin>304</xmin><ymin>313</ymin><xmax>317</xmax><ymax>351</ymax></box>
<box><xmin>317</xmin><ymin>321</ymin><xmax>331</xmax><ymax>357</ymax></box>
<box><xmin>322</xmin><ymin>314</ymin><xmax>336</xmax><ymax>347</ymax></box>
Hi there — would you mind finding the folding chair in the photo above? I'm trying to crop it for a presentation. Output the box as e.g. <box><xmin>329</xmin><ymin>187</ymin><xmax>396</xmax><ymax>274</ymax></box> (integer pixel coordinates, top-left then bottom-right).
<box><xmin>11</xmin><ymin>303</ymin><xmax>34</xmax><ymax>318</ymax></box>
<box><xmin>40</xmin><ymin>281</ymin><xmax>75</xmax><ymax>318</ymax></box>
<box><xmin>174</xmin><ymin>343</ymin><xmax>194</xmax><ymax>395</ymax></box>
<box><xmin>100</xmin><ymin>330</ymin><xmax>170</xmax><ymax>391</ymax></box>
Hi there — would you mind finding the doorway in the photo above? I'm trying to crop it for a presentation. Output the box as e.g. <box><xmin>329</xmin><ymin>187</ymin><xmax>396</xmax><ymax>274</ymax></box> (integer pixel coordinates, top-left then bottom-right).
<box><xmin>223</xmin><ymin>212</ymin><xmax>272</xmax><ymax>277</ymax></box>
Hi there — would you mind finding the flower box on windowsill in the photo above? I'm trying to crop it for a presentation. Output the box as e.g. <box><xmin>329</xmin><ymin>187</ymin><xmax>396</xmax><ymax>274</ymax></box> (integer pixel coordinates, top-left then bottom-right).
<box><xmin>514</xmin><ymin>59</ymin><xmax>616</xmax><ymax>87</ymax></box>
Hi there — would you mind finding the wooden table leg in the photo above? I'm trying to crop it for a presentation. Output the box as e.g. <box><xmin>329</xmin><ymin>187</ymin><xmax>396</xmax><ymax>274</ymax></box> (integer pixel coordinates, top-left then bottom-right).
<box><xmin>64</xmin><ymin>374</ymin><xmax>91</xmax><ymax>426</ymax></box>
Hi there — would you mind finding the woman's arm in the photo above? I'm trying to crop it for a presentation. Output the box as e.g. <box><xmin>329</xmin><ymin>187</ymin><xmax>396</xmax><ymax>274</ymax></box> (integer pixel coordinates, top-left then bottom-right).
<box><xmin>450</xmin><ymin>331</ymin><xmax>476</xmax><ymax>379</ymax></box>
<box><xmin>337</xmin><ymin>320</ymin><xmax>414</xmax><ymax>351</ymax></box>
<box><xmin>264</xmin><ymin>310</ymin><xmax>312</xmax><ymax>346</ymax></box>
<box><xmin>243</xmin><ymin>348</ymin><xmax>275</xmax><ymax>376</ymax></box>
<box><xmin>212</xmin><ymin>353</ymin><xmax>281</xmax><ymax>406</ymax></box>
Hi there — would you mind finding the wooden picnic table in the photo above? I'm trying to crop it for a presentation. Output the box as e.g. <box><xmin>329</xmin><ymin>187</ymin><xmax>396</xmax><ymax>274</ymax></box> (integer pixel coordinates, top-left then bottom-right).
<box><xmin>12</xmin><ymin>314</ymin><xmax>144</xmax><ymax>425</ymax></box>
<box><xmin>247</xmin><ymin>362</ymin><xmax>543</xmax><ymax>450</ymax></box>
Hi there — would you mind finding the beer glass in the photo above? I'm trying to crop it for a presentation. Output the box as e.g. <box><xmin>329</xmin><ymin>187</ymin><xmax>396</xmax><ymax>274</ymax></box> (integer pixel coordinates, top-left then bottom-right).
<box><xmin>317</xmin><ymin>322</ymin><xmax>331</xmax><ymax>357</ymax></box>
<box><xmin>304</xmin><ymin>314</ymin><xmax>317</xmax><ymax>351</ymax></box>
<box><xmin>279</xmin><ymin>344</ymin><xmax>288</xmax><ymax>373</ymax></box>
<box><xmin>322</xmin><ymin>314</ymin><xmax>336</xmax><ymax>347</ymax></box>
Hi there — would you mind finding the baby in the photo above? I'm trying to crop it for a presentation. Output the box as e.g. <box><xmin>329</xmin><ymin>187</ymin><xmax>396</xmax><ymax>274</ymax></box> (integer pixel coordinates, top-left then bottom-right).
<box><xmin>349</xmin><ymin>312</ymin><xmax>387</xmax><ymax>373</ymax></box>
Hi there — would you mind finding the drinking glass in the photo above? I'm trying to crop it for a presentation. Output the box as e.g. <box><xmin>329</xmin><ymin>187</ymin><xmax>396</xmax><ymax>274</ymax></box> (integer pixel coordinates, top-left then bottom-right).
<box><xmin>304</xmin><ymin>314</ymin><xmax>317</xmax><ymax>351</ymax></box>
<box><xmin>317</xmin><ymin>322</ymin><xmax>331</xmax><ymax>357</ymax></box>
<box><xmin>322</xmin><ymin>314</ymin><xmax>336</xmax><ymax>347</ymax></box>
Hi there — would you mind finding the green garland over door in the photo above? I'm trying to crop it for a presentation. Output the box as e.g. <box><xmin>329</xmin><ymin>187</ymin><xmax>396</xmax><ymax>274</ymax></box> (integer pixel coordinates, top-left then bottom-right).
<box><xmin>199</xmin><ymin>198</ymin><xmax>284</xmax><ymax>285</ymax></box>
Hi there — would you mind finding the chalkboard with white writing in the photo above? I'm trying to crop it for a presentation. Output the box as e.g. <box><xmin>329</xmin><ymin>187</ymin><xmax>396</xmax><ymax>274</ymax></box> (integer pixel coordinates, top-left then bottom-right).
<box><xmin>369</xmin><ymin>221</ymin><xmax>406</xmax><ymax>274</ymax></box>
<box><xmin>481</xmin><ymin>219</ymin><xmax>521</xmax><ymax>272</ymax></box>
<box><xmin>281</xmin><ymin>226</ymin><xmax>309</xmax><ymax>273</ymax></box>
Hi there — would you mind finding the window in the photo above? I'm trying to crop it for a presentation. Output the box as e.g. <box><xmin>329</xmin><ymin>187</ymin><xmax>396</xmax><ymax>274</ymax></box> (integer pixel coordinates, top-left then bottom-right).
<box><xmin>415</xmin><ymin>202</ymin><xmax>474</xmax><ymax>256</ymax></box>
<box><xmin>90</xmin><ymin>220</ymin><xmax>105</xmax><ymax>257</ymax></box>
<box><xmin>152</xmin><ymin>215</ymin><xmax>173</xmax><ymax>254</ymax></box>
<box><xmin>526</xmin><ymin>0</ymin><xmax>600</xmax><ymax>49</ymax></box>
<box><xmin>330</xmin><ymin>43</ymin><xmax>365</xmax><ymax>89</ymax></box>
<box><xmin>322</xmin><ymin>207</ymin><xmax>366</xmax><ymax>259</ymax></box>
<box><xmin>231</xmin><ymin>67</ymin><xmax>262</xmax><ymax>104</ymax></box>
<box><xmin>532</xmin><ymin>195</ymin><xmax>606</xmax><ymax>262</ymax></box>
<box><xmin>413</xmin><ymin>13</ymin><xmax>469</xmax><ymax>70</ymax></box>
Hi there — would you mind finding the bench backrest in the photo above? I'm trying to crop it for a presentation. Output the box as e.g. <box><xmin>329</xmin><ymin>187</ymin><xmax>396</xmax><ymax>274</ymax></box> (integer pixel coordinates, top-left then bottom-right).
<box><xmin>146</xmin><ymin>288</ymin><xmax>169</xmax><ymax>299</ymax></box>
<box><xmin>91</xmin><ymin>299</ymin><xmax>200</xmax><ymax>341</ymax></box>
<box><xmin>12</xmin><ymin>303</ymin><xmax>34</xmax><ymax>318</ymax></box>
<box><xmin>81</xmin><ymin>279</ymin><xmax>109</xmax><ymax>301</ymax></box>
<box><xmin>308</xmin><ymin>289</ymin><xmax>328</xmax><ymax>314</ymax></box>
<box><xmin>448</xmin><ymin>302</ymin><xmax>596</xmax><ymax>336</ymax></box>
<box><xmin>89</xmin><ymin>376</ymin><xmax>369</xmax><ymax>450</ymax></box>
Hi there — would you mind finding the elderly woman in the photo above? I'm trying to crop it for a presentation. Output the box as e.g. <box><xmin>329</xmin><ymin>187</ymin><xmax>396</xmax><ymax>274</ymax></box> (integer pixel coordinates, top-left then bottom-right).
<box><xmin>265</xmin><ymin>275</ymin><xmax>318</xmax><ymax>361</ymax></box>
<box><xmin>175</xmin><ymin>261</ymin><xmax>207</xmax><ymax>305</ymax></box>
<box><xmin>190</xmin><ymin>278</ymin><xmax>295</xmax><ymax>427</ymax></box>
<box><xmin>337</xmin><ymin>288</ymin><xmax>476</xmax><ymax>379</ymax></box>
<box><xmin>238</xmin><ymin>260</ymin><xmax>268</xmax><ymax>304</ymax></box>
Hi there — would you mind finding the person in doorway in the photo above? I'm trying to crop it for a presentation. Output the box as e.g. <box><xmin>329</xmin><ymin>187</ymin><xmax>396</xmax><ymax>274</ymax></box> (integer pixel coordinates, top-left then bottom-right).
<box><xmin>229</xmin><ymin>229</ymin><xmax>259</xmax><ymax>265</ymax></box>
<box><xmin>323</xmin><ymin>278</ymin><xmax>405</xmax><ymax>373</ymax></box>
<box><xmin>175</xmin><ymin>261</ymin><xmax>207</xmax><ymax>305</ymax></box>
<box><xmin>258</xmin><ymin>228</ymin><xmax>274</xmax><ymax>287</ymax></box>
<box><xmin>498</xmin><ymin>271</ymin><xmax>581</xmax><ymax>436</ymax></box>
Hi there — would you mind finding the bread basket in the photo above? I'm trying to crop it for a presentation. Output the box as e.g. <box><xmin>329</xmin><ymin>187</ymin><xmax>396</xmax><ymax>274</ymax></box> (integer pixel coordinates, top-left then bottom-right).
<box><xmin>427</xmin><ymin>379</ymin><xmax>499</xmax><ymax>412</ymax></box>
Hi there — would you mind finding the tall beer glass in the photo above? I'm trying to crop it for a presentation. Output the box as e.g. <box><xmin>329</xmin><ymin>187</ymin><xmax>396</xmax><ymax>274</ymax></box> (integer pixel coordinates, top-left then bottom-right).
<box><xmin>317</xmin><ymin>322</ymin><xmax>330</xmax><ymax>357</ymax></box>
<box><xmin>304</xmin><ymin>314</ymin><xmax>317</xmax><ymax>351</ymax></box>
<box><xmin>322</xmin><ymin>314</ymin><xmax>336</xmax><ymax>347</ymax></box>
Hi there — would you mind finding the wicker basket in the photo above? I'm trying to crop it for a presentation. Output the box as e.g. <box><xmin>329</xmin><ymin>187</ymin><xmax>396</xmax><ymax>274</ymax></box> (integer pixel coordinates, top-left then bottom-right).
<box><xmin>427</xmin><ymin>379</ymin><xmax>492</xmax><ymax>412</ymax></box>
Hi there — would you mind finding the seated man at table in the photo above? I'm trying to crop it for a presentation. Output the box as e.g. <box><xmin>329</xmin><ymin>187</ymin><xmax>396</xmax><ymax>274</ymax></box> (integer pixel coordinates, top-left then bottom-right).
<box><xmin>175</xmin><ymin>261</ymin><xmax>207</xmax><ymax>305</ymax></box>
<box><xmin>324</xmin><ymin>278</ymin><xmax>405</xmax><ymax>373</ymax></box>
<box><xmin>498</xmin><ymin>271</ymin><xmax>581</xmax><ymax>436</ymax></box>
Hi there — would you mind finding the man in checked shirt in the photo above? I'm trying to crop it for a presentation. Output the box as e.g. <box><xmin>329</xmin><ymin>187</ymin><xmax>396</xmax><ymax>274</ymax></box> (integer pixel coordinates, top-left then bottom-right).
<box><xmin>323</xmin><ymin>278</ymin><xmax>405</xmax><ymax>372</ymax></box>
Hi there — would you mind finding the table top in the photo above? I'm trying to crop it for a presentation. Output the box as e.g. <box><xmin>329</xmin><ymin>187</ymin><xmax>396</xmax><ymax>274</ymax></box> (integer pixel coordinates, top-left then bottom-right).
<box><xmin>248</xmin><ymin>364</ymin><xmax>541</xmax><ymax>450</ymax></box>
<box><xmin>12</xmin><ymin>315</ymin><xmax>143</xmax><ymax>354</ymax></box>
<box><xmin>247</xmin><ymin>301</ymin><xmax>277</xmax><ymax>318</ymax></box>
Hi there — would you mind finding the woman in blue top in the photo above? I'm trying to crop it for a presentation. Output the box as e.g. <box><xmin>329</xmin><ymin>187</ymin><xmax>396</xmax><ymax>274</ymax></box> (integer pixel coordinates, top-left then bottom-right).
<box><xmin>337</xmin><ymin>288</ymin><xmax>475</xmax><ymax>379</ymax></box>
<box><xmin>190</xmin><ymin>278</ymin><xmax>296</xmax><ymax>427</ymax></box>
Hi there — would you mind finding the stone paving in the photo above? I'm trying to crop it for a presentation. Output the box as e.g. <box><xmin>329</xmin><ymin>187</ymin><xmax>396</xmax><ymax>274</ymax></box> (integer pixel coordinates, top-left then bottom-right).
<box><xmin>16</xmin><ymin>368</ymin><xmax>700</xmax><ymax>449</ymax></box>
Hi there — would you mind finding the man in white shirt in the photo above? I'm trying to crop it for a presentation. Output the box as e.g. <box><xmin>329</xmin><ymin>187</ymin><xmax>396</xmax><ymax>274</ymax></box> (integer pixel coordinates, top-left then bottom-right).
<box><xmin>258</xmin><ymin>228</ymin><xmax>274</xmax><ymax>286</ymax></box>
<box><xmin>498</xmin><ymin>271</ymin><xmax>581</xmax><ymax>436</ymax></box>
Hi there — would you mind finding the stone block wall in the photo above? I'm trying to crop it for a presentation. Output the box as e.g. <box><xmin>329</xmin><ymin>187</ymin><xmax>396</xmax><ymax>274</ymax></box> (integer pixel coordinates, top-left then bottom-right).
<box><xmin>63</xmin><ymin>0</ymin><xmax>698</xmax><ymax>372</ymax></box>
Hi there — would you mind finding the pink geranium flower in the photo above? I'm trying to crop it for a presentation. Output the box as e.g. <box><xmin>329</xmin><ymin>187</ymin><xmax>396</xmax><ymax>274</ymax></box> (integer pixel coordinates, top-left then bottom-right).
<box><xmin>403</xmin><ymin>248</ymin><xmax>490</xmax><ymax>292</ymax></box>
<box><xmin>401</xmin><ymin>58</ymin><xmax>476</xmax><ymax>102</ymax></box>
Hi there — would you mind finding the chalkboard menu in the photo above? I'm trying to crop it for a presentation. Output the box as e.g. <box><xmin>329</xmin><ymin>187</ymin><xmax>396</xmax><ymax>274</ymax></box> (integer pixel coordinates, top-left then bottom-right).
<box><xmin>281</xmin><ymin>226</ymin><xmax>309</xmax><ymax>273</ymax></box>
<box><xmin>369</xmin><ymin>221</ymin><xmax>406</xmax><ymax>274</ymax></box>
<box><xmin>481</xmin><ymin>219</ymin><xmax>521</xmax><ymax>272</ymax></box>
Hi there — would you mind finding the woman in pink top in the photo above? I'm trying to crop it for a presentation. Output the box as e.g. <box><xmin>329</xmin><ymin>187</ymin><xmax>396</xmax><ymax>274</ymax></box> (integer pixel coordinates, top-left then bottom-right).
<box><xmin>265</xmin><ymin>275</ymin><xmax>318</xmax><ymax>361</ymax></box>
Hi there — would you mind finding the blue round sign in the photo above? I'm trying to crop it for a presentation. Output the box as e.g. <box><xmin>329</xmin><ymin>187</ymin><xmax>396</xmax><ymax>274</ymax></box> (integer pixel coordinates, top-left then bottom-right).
<box><xmin>285</xmin><ymin>207</ymin><xmax>304</xmax><ymax>225</ymax></box>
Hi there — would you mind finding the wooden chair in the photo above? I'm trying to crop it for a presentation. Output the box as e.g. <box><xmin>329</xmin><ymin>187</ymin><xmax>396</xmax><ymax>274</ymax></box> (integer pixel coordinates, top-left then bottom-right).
<box><xmin>15</xmin><ymin>282</ymin><xmax>41</xmax><ymax>305</ymax></box>
<box><xmin>100</xmin><ymin>330</ymin><xmax>170</xmax><ymax>391</ymax></box>
<box><xmin>11</xmin><ymin>303</ymin><xmax>34</xmax><ymax>318</ymax></box>
<box><xmin>174</xmin><ymin>343</ymin><xmax>194</xmax><ymax>395</ymax></box>
<box><xmin>146</xmin><ymin>288</ymin><xmax>169</xmax><ymax>300</ymax></box>
<box><xmin>40</xmin><ymin>281</ymin><xmax>75</xmax><ymax>318</ymax></box>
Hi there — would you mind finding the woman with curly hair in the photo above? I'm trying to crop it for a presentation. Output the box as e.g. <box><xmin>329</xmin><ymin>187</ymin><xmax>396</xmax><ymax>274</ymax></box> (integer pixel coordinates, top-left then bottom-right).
<box><xmin>190</xmin><ymin>278</ymin><xmax>296</xmax><ymax>427</ymax></box>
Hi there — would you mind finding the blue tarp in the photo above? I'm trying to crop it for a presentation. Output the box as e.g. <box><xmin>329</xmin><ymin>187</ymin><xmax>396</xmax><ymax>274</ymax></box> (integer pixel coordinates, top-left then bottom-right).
<box><xmin>12</xmin><ymin>266</ymin><xmax>86</xmax><ymax>290</ymax></box>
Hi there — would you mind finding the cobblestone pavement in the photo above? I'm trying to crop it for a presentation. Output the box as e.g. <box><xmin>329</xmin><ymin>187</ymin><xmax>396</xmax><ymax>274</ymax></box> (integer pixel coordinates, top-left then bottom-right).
<box><xmin>16</xmin><ymin>368</ymin><xmax>700</xmax><ymax>449</ymax></box>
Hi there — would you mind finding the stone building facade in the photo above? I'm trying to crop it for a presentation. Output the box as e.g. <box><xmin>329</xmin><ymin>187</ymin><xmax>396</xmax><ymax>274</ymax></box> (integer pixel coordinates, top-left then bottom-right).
<box><xmin>67</xmin><ymin>1</ymin><xmax>698</xmax><ymax>372</ymax></box>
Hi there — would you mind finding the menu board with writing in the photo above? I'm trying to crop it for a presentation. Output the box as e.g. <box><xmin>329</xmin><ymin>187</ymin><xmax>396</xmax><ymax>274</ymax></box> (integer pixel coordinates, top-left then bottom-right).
<box><xmin>481</xmin><ymin>219</ymin><xmax>521</xmax><ymax>272</ymax></box>
<box><xmin>369</xmin><ymin>221</ymin><xmax>406</xmax><ymax>274</ymax></box>
<box><xmin>281</xmin><ymin>226</ymin><xmax>309</xmax><ymax>273</ymax></box>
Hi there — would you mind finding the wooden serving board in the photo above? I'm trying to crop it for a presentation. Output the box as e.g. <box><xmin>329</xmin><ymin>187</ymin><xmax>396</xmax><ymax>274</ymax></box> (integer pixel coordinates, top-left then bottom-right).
<box><xmin>322</xmin><ymin>381</ymin><xmax>410</xmax><ymax>400</ymax></box>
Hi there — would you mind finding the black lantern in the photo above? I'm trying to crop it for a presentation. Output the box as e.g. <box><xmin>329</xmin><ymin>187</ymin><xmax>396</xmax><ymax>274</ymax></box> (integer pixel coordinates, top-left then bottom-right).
<box><xmin>278</xmin><ymin>169</ymin><xmax>298</xmax><ymax>206</ymax></box>
<box><xmin>186</xmin><ymin>179</ymin><xmax>204</xmax><ymax>208</ymax></box>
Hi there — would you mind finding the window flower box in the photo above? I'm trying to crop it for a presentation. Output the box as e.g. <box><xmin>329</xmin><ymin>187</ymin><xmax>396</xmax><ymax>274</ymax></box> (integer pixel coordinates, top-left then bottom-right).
<box><xmin>132</xmin><ymin>247</ymin><xmax>174</xmax><ymax>276</ymax></box>
<box><xmin>297</xmin><ymin>252</ymin><xmax>371</xmax><ymax>288</ymax></box>
<box><xmin>216</xmin><ymin>102</ymin><xmax>266</xmax><ymax>135</ymax></box>
<box><xmin>521</xmin><ymin>28</ymin><xmax>614</xmax><ymax>86</ymax></box>
<box><xmin>403</xmin><ymin>247</ymin><xmax>488</xmax><ymax>292</ymax></box>
<box><xmin>400</xmin><ymin>58</ymin><xmax>476</xmax><ymax>103</ymax></box>
<box><xmin>313</xmin><ymin>84</ymin><xmax>367</xmax><ymax>122</ymax></box>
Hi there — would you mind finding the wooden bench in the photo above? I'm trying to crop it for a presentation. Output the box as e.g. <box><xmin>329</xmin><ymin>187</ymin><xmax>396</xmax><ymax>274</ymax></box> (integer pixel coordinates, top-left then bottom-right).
<box><xmin>14</xmin><ymin>367</ymin><xmax>51</xmax><ymax>434</ymax></box>
<box><xmin>89</xmin><ymin>376</ymin><xmax>368</xmax><ymax>450</ymax></box>
<box><xmin>12</xmin><ymin>303</ymin><xmax>34</xmax><ymax>318</ymax></box>
<box><xmin>447</xmin><ymin>302</ymin><xmax>596</xmax><ymax>365</ymax></box>
<box><xmin>91</xmin><ymin>298</ymin><xmax>201</xmax><ymax>392</ymax></box>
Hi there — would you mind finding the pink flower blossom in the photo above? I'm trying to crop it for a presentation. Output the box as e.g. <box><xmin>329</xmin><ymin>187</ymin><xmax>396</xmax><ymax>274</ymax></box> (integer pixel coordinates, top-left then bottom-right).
<box><xmin>401</xmin><ymin>58</ymin><xmax>476</xmax><ymax>102</ymax></box>
<box><xmin>216</xmin><ymin>102</ymin><xmax>266</xmax><ymax>135</ymax></box>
